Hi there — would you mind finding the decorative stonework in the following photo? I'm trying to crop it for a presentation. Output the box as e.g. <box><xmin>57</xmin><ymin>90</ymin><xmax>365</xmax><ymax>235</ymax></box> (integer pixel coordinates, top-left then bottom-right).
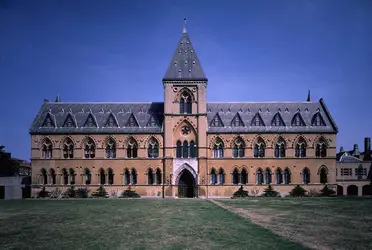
<box><xmin>172</xmin><ymin>159</ymin><xmax>198</xmax><ymax>185</ymax></box>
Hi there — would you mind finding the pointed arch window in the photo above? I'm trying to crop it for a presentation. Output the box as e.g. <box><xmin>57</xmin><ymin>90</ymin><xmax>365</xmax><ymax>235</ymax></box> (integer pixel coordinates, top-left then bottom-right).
<box><xmin>291</xmin><ymin>113</ymin><xmax>306</xmax><ymax>126</ymax></box>
<box><xmin>241</xmin><ymin>168</ymin><xmax>248</xmax><ymax>184</ymax></box>
<box><xmin>50</xmin><ymin>169</ymin><xmax>56</xmax><ymax>185</ymax></box>
<box><xmin>276</xmin><ymin>169</ymin><xmax>282</xmax><ymax>184</ymax></box>
<box><xmin>62</xmin><ymin>138</ymin><xmax>74</xmax><ymax>159</ymax></box>
<box><xmin>218</xmin><ymin>168</ymin><xmax>225</xmax><ymax>185</ymax></box>
<box><xmin>62</xmin><ymin>168</ymin><xmax>68</xmax><ymax>185</ymax></box>
<box><xmin>233</xmin><ymin>137</ymin><xmax>245</xmax><ymax>158</ymax></box>
<box><xmin>176</xmin><ymin>140</ymin><xmax>182</xmax><ymax>158</ymax></box>
<box><xmin>147</xmin><ymin>138</ymin><xmax>159</xmax><ymax>158</ymax></box>
<box><xmin>127</xmin><ymin>137</ymin><xmax>138</xmax><ymax>158</ymax></box>
<box><xmin>84</xmin><ymin>137</ymin><xmax>96</xmax><ymax>159</ymax></box>
<box><xmin>265</xmin><ymin>168</ymin><xmax>272</xmax><ymax>184</ymax></box>
<box><xmin>155</xmin><ymin>168</ymin><xmax>162</xmax><ymax>184</ymax></box>
<box><xmin>105</xmin><ymin>113</ymin><xmax>118</xmax><ymax>127</ymax></box>
<box><xmin>210</xmin><ymin>169</ymin><xmax>217</xmax><ymax>185</ymax></box>
<box><xmin>311</xmin><ymin>112</ymin><xmax>326</xmax><ymax>126</ymax></box>
<box><xmin>131</xmin><ymin>168</ymin><xmax>137</xmax><ymax>185</ymax></box>
<box><xmin>271</xmin><ymin>112</ymin><xmax>285</xmax><ymax>126</ymax></box>
<box><xmin>302</xmin><ymin>168</ymin><xmax>310</xmax><ymax>184</ymax></box>
<box><xmin>319</xmin><ymin>167</ymin><xmax>327</xmax><ymax>184</ymax></box>
<box><xmin>99</xmin><ymin>168</ymin><xmax>105</xmax><ymax>185</ymax></box>
<box><xmin>69</xmin><ymin>168</ymin><xmax>75</xmax><ymax>185</ymax></box>
<box><xmin>210</xmin><ymin>113</ymin><xmax>223</xmax><ymax>127</ymax></box>
<box><xmin>283</xmin><ymin>168</ymin><xmax>291</xmax><ymax>184</ymax></box>
<box><xmin>295</xmin><ymin>137</ymin><xmax>307</xmax><ymax>158</ymax></box>
<box><xmin>124</xmin><ymin>168</ymin><xmax>130</xmax><ymax>185</ymax></box>
<box><xmin>315</xmin><ymin>137</ymin><xmax>327</xmax><ymax>157</ymax></box>
<box><xmin>41</xmin><ymin>168</ymin><xmax>47</xmax><ymax>185</ymax></box>
<box><xmin>180</xmin><ymin>92</ymin><xmax>192</xmax><ymax>114</ymax></box>
<box><xmin>63</xmin><ymin>113</ymin><xmax>76</xmax><ymax>127</ymax></box>
<box><xmin>84</xmin><ymin>168</ymin><xmax>91</xmax><ymax>185</ymax></box>
<box><xmin>254</xmin><ymin>137</ymin><xmax>265</xmax><ymax>158</ymax></box>
<box><xmin>182</xmin><ymin>141</ymin><xmax>189</xmax><ymax>158</ymax></box>
<box><xmin>213</xmin><ymin>138</ymin><xmax>224</xmax><ymax>158</ymax></box>
<box><xmin>108</xmin><ymin>168</ymin><xmax>114</xmax><ymax>185</ymax></box>
<box><xmin>105</xmin><ymin>138</ymin><xmax>116</xmax><ymax>159</ymax></box>
<box><xmin>148</xmin><ymin>168</ymin><xmax>154</xmax><ymax>185</ymax></box>
<box><xmin>189</xmin><ymin>141</ymin><xmax>196</xmax><ymax>158</ymax></box>
<box><xmin>42</xmin><ymin>139</ymin><xmax>53</xmax><ymax>159</ymax></box>
<box><xmin>251</xmin><ymin>113</ymin><xmax>265</xmax><ymax>126</ymax></box>
<box><xmin>274</xmin><ymin>137</ymin><xmax>286</xmax><ymax>158</ymax></box>
<box><xmin>84</xmin><ymin>113</ymin><xmax>97</xmax><ymax>127</ymax></box>
<box><xmin>232</xmin><ymin>168</ymin><xmax>240</xmax><ymax>184</ymax></box>
<box><xmin>256</xmin><ymin>169</ymin><xmax>263</xmax><ymax>184</ymax></box>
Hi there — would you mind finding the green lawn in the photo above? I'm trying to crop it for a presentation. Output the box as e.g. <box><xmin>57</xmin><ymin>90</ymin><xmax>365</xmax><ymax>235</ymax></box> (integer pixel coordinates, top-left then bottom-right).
<box><xmin>218</xmin><ymin>197</ymin><xmax>372</xmax><ymax>250</ymax></box>
<box><xmin>0</xmin><ymin>199</ymin><xmax>306</xmax><ymax>250</ymax></box>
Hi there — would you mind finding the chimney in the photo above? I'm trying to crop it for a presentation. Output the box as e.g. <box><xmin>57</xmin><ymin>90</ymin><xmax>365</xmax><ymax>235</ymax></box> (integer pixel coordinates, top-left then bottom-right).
<box><xmin>353</xmin><ymin>144</ymin><xmax>360</xmax><ymax>156</ymax></box>
<box><xmin>339</xmin><ymin>146</ymin><xmax>344</xmax><ymax>153</ymax></box>
<box><xmin>364</xmin><ymin>137</ymin><xmax>371</xmax><ymax>152</ymax></box>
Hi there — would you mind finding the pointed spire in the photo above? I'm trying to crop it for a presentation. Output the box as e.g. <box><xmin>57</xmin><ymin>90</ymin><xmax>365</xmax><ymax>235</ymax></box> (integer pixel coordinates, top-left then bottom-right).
<box><xmin>307</xmin><ymin>90</ymin><xmax>311</xmax><ymax>102</ymax></box>
<box><xmin>55</xmin><ymin>94</ymin><xmax>61</xmax><ymax>102</ymax></box>
<box><xmin>183</xmin><ymin>18</ymin><xmax>187</xmax><ymax>34</ymax></box>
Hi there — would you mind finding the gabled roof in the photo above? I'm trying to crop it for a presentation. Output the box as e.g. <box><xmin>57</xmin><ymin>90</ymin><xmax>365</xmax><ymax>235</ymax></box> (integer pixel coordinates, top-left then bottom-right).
<box><xmin>338</xmin><ymin>152</ymin><xmax>362</xmax><ymax>163</ymax></box>
<box><xmin>163</xmin><ymin>21</ymin><xmax>207</xmax><ymax>81</ymax></box>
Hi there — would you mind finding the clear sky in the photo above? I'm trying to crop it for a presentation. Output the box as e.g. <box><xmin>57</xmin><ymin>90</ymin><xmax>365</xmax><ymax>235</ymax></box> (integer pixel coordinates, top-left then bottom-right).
<box><xmin>0</xmin><ymin>0</ymin><xmax>371</xmax><ymax>161</ymax></box>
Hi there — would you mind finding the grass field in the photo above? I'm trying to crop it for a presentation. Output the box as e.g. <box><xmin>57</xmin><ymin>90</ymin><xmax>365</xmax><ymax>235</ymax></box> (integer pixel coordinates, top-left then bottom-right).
<box><xmin>0</xmin><ymin>198</ymin><xmax>371</xmax><ymax>250</ymax></box>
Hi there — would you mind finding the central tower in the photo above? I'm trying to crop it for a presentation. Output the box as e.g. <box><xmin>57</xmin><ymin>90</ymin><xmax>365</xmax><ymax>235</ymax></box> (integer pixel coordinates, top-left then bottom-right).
<box><xmin>163</xmin><ymin>19</ymin><xmax>208</xmax><ymax>197</ymax></box>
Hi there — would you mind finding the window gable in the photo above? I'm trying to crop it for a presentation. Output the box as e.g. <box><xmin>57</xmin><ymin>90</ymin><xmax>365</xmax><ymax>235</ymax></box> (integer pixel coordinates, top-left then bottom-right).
<box><xmin>126</xmin><ymin>113</ymin><xmax>139</xmax><ymax>127</ymax></box>
<box><xmin>105</xmin><ymin>113</ymin><xmax>119</xmax><ymax>128</ymax></box>
<box><xmin>251</xmin><ymin>112</ymin><xmax>265</xmax><ymax>126</ymax></box>
<box><xmin>84</xmin><ymin>113</ymin><xmax>98</xmax><ymax>128</ymax></box>
<box><xmin>291</xmin><ymin>112</ymin><xmax>306</xmax><ymax>126</ymax></box>
<box><xmin>210</xmin><ymin>113</ymin><xmax>224</xmax><ymax>127</ymax></box>
<box><xmin>63</xmin><ymin>113</ymin><xmax>76</xmax><ymax>128</ymax></box>
<box><xmin>271</xmin><ymin>112</ymin><xmax>285</xmax><ymax>126</ymax></box>
<box><xmin>231</xmin><ymin>113</ymin><xmax>244</xmax><ymax>127</ymax></box>
<box><xmin>146</xmin><ymin>115</ymin><xmax>159</xmax><ymax>127</ymax></box>
<box><xmin>42</xmin><ymin>113</ymin><xmax>55</xmax><ymax>128</ymax></box>
<box><xmin>311</xmin><ymin>112</ymin><xmax>326</xmax><ymax>126</ymax></box>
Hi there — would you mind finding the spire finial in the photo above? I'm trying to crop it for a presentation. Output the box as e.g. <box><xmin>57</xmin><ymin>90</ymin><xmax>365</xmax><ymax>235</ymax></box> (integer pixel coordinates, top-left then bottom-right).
<box><xmin>55</xmin><ymin>94</ymin><xmax>61</xmax><ymax>102</ymax></box>
<box><xmin>307</xmin><ymin>89</ymin><xmax>311</xmax><ymax>102</ymax></box>
<box><xmin>183</xmin><ymin>18</ymin><xmax>187</xmax><ymax>33</ymax></box>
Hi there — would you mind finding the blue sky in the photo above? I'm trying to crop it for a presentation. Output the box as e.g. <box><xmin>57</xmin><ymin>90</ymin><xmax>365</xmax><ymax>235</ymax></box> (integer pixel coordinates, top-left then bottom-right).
<box><xmin>0</xmin><ymin>0</ymin><xmax>371</xmax><ymax>160</ymax></box>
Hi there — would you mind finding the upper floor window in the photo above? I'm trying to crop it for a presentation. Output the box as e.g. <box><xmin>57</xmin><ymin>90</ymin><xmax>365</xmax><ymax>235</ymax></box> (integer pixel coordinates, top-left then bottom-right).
<box><xmin>212</xmin><ymin>137</ymin><xmax>224</xmax><ymax>158</ymax></box>
<box><xmin>232</xmin><ymin>137</ymin><xmax>245</xmax><ymax>158</ymax></box>
<box><xmin>84</xmin><ymin>137</ymin><xmax>96</xmax><ymax>159</ymax></box>
<box><xmin>311</xmin><ymin>112</ymin><xmax>326</xmax><ymax>126</ymax></box>
<box><xmin>127</xmin><ymin>137</ymin><xmax>138</xmax><ymax>158</ymax></box>
<box><xmin>148</xmin><ymin>137</ymin><xmax>159</xmax><ymax>158</ymax></box>
<box><xmin>315</xmin><ymin>137</ymin><xmax>327</xmax><ymax>157</ymax></box>
<box><xmin>291</xmin><ymin>113</ymin><xmax>306</xmax><ymax>126</ymax></box>
<box><xmin>251</xmin><ymin>113</ymin><xmax>265</xmax><ymax>126</ymax></box>
<box><xmin>231</xmin><ymin>113</ymin><xmax>244</xmax><ymax>127</ymax></box>
<box><xmin>105</xmin><ymin>137</ymin><xmax>116</xmax><ymax>159</ymax></box>
<box><xmin>295</xmin><ymin>137</ymin><xmax>307</xmax><ymax>158</ymax></box>
<box><xmin>42</xmin><ymin>138</ymin><xmax>53</xmax><ymax>159</ymax></box>
<box><xmin>62</xmin><ymin>137</ymin><xmax>74</xmax><ymax>159</ymax></box>
<box><xmin>176</xmin><ymin>140</ymin><xmax>197</xmax><ymax>158</ymax></box>
<box><xmin>274</xmin><ymin>137</ymin><xmax>286</xmax><ymax>158</ymax></box>
<box><xmin>253</xmin><ymin>137</ymin><xmax>265</xmax><ymax>158</ymax></box>
<box><xmin>180</xmin><ymin>92</ymin><xmax>192</xmax><ymax>114</ymax></box>
<box><xmin>271</xmin><ymin>112</ymin><xmax>285</xmax><ymax>126</ymax></box>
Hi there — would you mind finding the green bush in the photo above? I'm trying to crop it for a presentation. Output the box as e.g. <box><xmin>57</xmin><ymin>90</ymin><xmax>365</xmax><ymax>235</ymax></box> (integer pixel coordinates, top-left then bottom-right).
<box><xmin>37</xmin><ymin>186</ymin><xmax>50</xmax><ymax>198</ymax></box>
<box><xmin>92</xmin><ymin>185</ymin><xmax>108</xmax><ymax>198</ymax></box>
<box><xmin>262</xmin><ymin>184</ymin><xmax>280</xmax><ymax>197</ymax></box>
<box><xmin>120</xmin><ymin>187</ymin><xmax>141</xmax><ymax>198</ymax></box>
<box><xmin>76</xmin><ymin>187</ymin><xmax>90</xmax><ymax>198</ymax></box>
<box><xmin>232</xmin><ymin>185</ymin><xmax>249</xmax><ymax>198</ymax></box>
<box><xmin>63</xmin><ymin>186</ymin><xmax>76</xmax><ymax>198</ymax></box>
<box><xmin>308</xmin><ymin>189</ymin><xmax>321</xmax><ymax>197</ymax></box>
<box><xmin>320</xmin><ymin>185</ymin><xmax>336</xmax><ymax>197</ymax></box>
<box><xmin>289</xmin><ymin>185</ymin><xmax>307</xmax><ymax>197</ymax></box>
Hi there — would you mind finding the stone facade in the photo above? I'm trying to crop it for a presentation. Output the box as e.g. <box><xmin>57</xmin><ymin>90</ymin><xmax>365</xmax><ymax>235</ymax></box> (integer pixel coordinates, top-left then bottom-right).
<box><xmin>29</xmin><ymin>23</ymin><xmax>339</xmax><ymax>198</ymax></box>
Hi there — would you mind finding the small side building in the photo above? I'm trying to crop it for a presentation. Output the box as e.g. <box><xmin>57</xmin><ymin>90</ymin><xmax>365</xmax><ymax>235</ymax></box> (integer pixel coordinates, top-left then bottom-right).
<box><xmin>336</xmin><ymin>137</ymin><xmax>372</xmax><ymax>196</ymax></box>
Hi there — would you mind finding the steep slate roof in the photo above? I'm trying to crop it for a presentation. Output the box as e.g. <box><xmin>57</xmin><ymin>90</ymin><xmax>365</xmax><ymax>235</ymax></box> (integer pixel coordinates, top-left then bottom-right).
<box><xmin>206</xmin><ymin>99</ymin><xmax>338</xmax><ymax>133</ymax></box>
<box><xmin>163</xmin><ymin>21</ymin><xmax>207</xmax><ymax>81</ymax></box>
<box><xmin>29</xmin><ymin>102</ymin><xmax>164</xmax><ymax>134</ymax></box>
<box><xmin>338</xmin><ymin>152</ymin><xmax>363</xmax><ymax>163</ymax></box>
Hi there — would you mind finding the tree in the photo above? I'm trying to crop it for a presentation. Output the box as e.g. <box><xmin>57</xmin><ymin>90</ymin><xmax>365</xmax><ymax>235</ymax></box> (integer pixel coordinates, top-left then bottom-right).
<box><xmin>319</xmin><ymin>185</ymin><xmax>336</xmax><ymax>197</ymax></box>
<box><xmin>232</xmin><ymin>185</ymin><xmax>249</xmax><ymax>198</ymax></box>
<box><xmin>262</xmin><ymin>184</ymin><xmax>280</xmax><ymax>197</ymax></box>
<box><xmin>289</xmin><ymin>185</ymin><xmax>307</xmax><ymax>197</ymax></box>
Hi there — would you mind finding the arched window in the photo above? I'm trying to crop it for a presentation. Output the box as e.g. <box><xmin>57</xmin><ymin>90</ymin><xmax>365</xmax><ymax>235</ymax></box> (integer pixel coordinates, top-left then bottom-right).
<box><xmin>315</xmin><ymin>137</ymin><xmax>327</xmax><ymax>157</ymax></box>
<box><xmin>319</xmin><ymin>167</ymin><xmax>327</xmax><ymax>184</ymax></box>
<box><xmin>131</xmin><ymin>168</ymin><xmax>137</xmax><ymax>185</ymax></box>
<box><xmin>218</xmin><ymin>168</ymin><xmax>225</xmax><ymax>185</ymax></box>
<box><xmin>84</xmin><ymin>168</ymin><xmax>91</xmax><ymax>185</ymax></box>
<box><xmin>189</xmin><ymin>141</ymin><xmax>196</xmax><ymax>158</ymax></box>
<box><xmin>155</xmin><ymin>168</ymin><xmax>162</xmax><ymax>184</ymax></box>
<box><xmin>176</xmin><ymin>140</ymin><xmax>182</xmax><ymax>158</ymax></box>
<box><xmin>276</xmin><ymin>169</ymin><xmax>282</xmax><ymax>184</ymax></box>
<box><xmin>69</xmin><ymin>168</ymin><xmax>75</xmax><ymax>185</ymax></box>
<box><xmin>41</xmin><ymin>168</ymin><xmax>47</xmax><ymax>184</ymax></box>
<box><xmin>210</xmin><ymin>168</ymin><xmax>217</xmax><ymax>185</ymax></box>
<box><xmin>256</xmin><ymin>169</ymin><xmax>263</xmax><ymax>184</ymax></box>
<box><xmin>124</xmin><ymin>168</ymin><xmax>130</xmax><ymax>185</ymax></box>
<box><xmin>62</xmin><ymin>138</ymin><xmax>74</xmax><ymax>159</ymax></box>
<box><xmin>274</xmin><ymin>137</ymin><xmax>286</xmax><ymax>158</ymax></box>
<box><xmin>232</xmin><ymin>168</ymin><xmax>239</xmax><ymax>185</ymax></box>
<box><xmin>233</xmin><ymin>137</ymin><xmax>245</xmax><ymax>158</ymax></box>
<box><xmin>148</xmin><ymin>138</ymin><xmax>159</xmax><ymax>158</ymax></box>
<box><xmin>180</xmin><ymin>92</ymin><xmax>192</xmax><ymax>114</ymax></box>
<box><xmin>105</xmin><ymin>138</ymin><xmax>116</xmax><ymax>159</ymax></box>
<box><xmin>42</xmin><ymin>139</ymin><xmax>53</xmax><ymax>159</ymax></box>
<box><xmin>265</xmin><ymin>168</ymin><xmax>272</xmax><ymax>184</ymax></box>
<box><xmin>84</xmin><ymin>137</ymin><xmax>96</xmax><ymax>159</ymax></box>
<box><xmin>148</xmin><ymin>168</ymin><xmax>154</xmax><ymax>185</ymax></box>
<box><xmin>295</xmin><ymin>137</ymin><xmax>307</xmax><ymax>158</ymax></box>
<box><xmin>126</xmin><ymin>137</ymin><xmax>138</xmax><ymax>158</ymax></box>
<box><xmin>62</xmin><ymin>168</ymin><xmax>68</xmax><ymax>185</ymax></box>
<box><xmin>183</xmin><ymin>141</ymin><xmax>189</xmax><ymax>158</ymax></box>
<box><xmin>302</xmin><ymin>168</ymin><xmax>310</xmax><ymax>184</ymax></box>
<box><xmin>99</xmin><ymin>168</ymin><xmax>105</xmax><ymax>185</ymax></box>
<box><xmin>108</xmin><ymin>168</ymin><xmax>114</xmax><ymax>185</ymax></box>
<box><xmin>213</xmin><ymin>137</ymin><xmax>224</xmax><ymax>158</ymax></box>
<box><xmin>254</xmin><ymin>137</ymin><xmax>265</xmax><ymax>158</ymax></box>
<box><xmin>50</xmin><ymin>169</ymin><xmax>56</xmax><ymax>185</ymax></box>
<box><xmin>241</xmin><ymin>168</ymin><xmax>248</xmax><ymax>184</ymax></box>
<box><xmin>283</xmin><ymin>168</ymin><xmax>291</xmax><ymax>184</ymax></box>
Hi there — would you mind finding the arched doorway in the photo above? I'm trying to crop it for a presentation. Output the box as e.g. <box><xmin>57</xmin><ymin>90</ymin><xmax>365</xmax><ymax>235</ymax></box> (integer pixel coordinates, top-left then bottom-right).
<box><xmin>347</xmin><ymin>185</ymin><xmax>358</xmax><ymax>196</ymax></box>
<box><xmin>362</xmin><ymin>185</ymin><xmax>372</xmax><ymax>196</ymax></box>
<box><xmin>337</xmin><ymin>185</ymin><xmax>343</xmax><ymax>196</ymax></box>
<box><xmin>177</xmin><ymin>169</ymin><xmax>195</xmax><ymax>198</ymax></box>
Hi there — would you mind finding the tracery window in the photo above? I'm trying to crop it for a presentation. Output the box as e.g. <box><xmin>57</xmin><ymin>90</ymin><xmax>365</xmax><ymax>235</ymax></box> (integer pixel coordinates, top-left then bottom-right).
<box><xmin>180</xmin><ymin>92</ymin><xmax>192</xmax><ymax>114</ymax></box>
<box><xmin>254</xmin><ymin>137</ymin><xmax>265</xmax><ymax>158</ymax></box>
<box><xmin>218</xmin><ymin>168</ymin><xmax>225</xmax><ymax>185</ymax></box>
<box><xmin>295</xmin><ymin>137</ymin><xmax>307</xmax><ymax>158</ymax></box>
<box><xmin>108</xmin><ymin>168</ymin><xmax>114</xmax><ymax>185</ymax></box>
<box><xmin>105</xmin><ymin>138</ymin><xmax>116</xmax><ymax>159</ymax></box>
<box><xmin>62</xmin><ymin>138</ymin><xmax>74</xmax><ymax>159</ymax></box>
<box><xmin>265</xmin><ymin>168</ymin><xmax>272</xmax><ymax>184</ymax></box>
<box><xmin>84</xmin><ymin>168</ymin><xmax>91</xmax><ymax>185</ymax></box>
<box><xmin>127</xmin><ymin>137</ymin><xmax>138</xmax><ymax>158</ymax></box>
<box><xmin>256</xmin><ymin>169</ymin><xmax>263</xmax><ymax>184</ymax></box>
<box><xmin>148</xmin><ymin>168</ymin><xmax>154</xmax><ymax>185</ymax></box>
<box><xmin>84</xmin><ymin>137</ymin><xmax>96</xmax><ymax>159</ymax></box>
<box><xmin>315</xmin><ymin>137</ymin><xmax>327</xmax><ymax>157</ymax></box>
<box><xmin>212</xmin><ymin>137</ymin><xmax>224</xmax><ymax>158</ymax></box>
<box><xmin>147</xmin><ymin>138</ymin><xmax>159</xmax><ymax>158</ymax></box>
<box><xmin>274</xmin><ymin>137</ymin><xmax>286</xmax><ymax>158</ymax></box>
<box><xmin>302</xmin><ymin>168</ymin><xmax>310</xmax><ymax>184</ymax></box>
<box><xmin>233</xmin><ymin>137</ymin><xmax>245</xmax><ymax>158</ymax></box>
<box><xmin>210</xmin><ymin>168</ymin><xmax>217</xmax><ymax>185</ymax></box>
<box><xmin>42</xmin><ymin>138</ymin><xmax>53</xmax><ymax>159</ymax></box>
